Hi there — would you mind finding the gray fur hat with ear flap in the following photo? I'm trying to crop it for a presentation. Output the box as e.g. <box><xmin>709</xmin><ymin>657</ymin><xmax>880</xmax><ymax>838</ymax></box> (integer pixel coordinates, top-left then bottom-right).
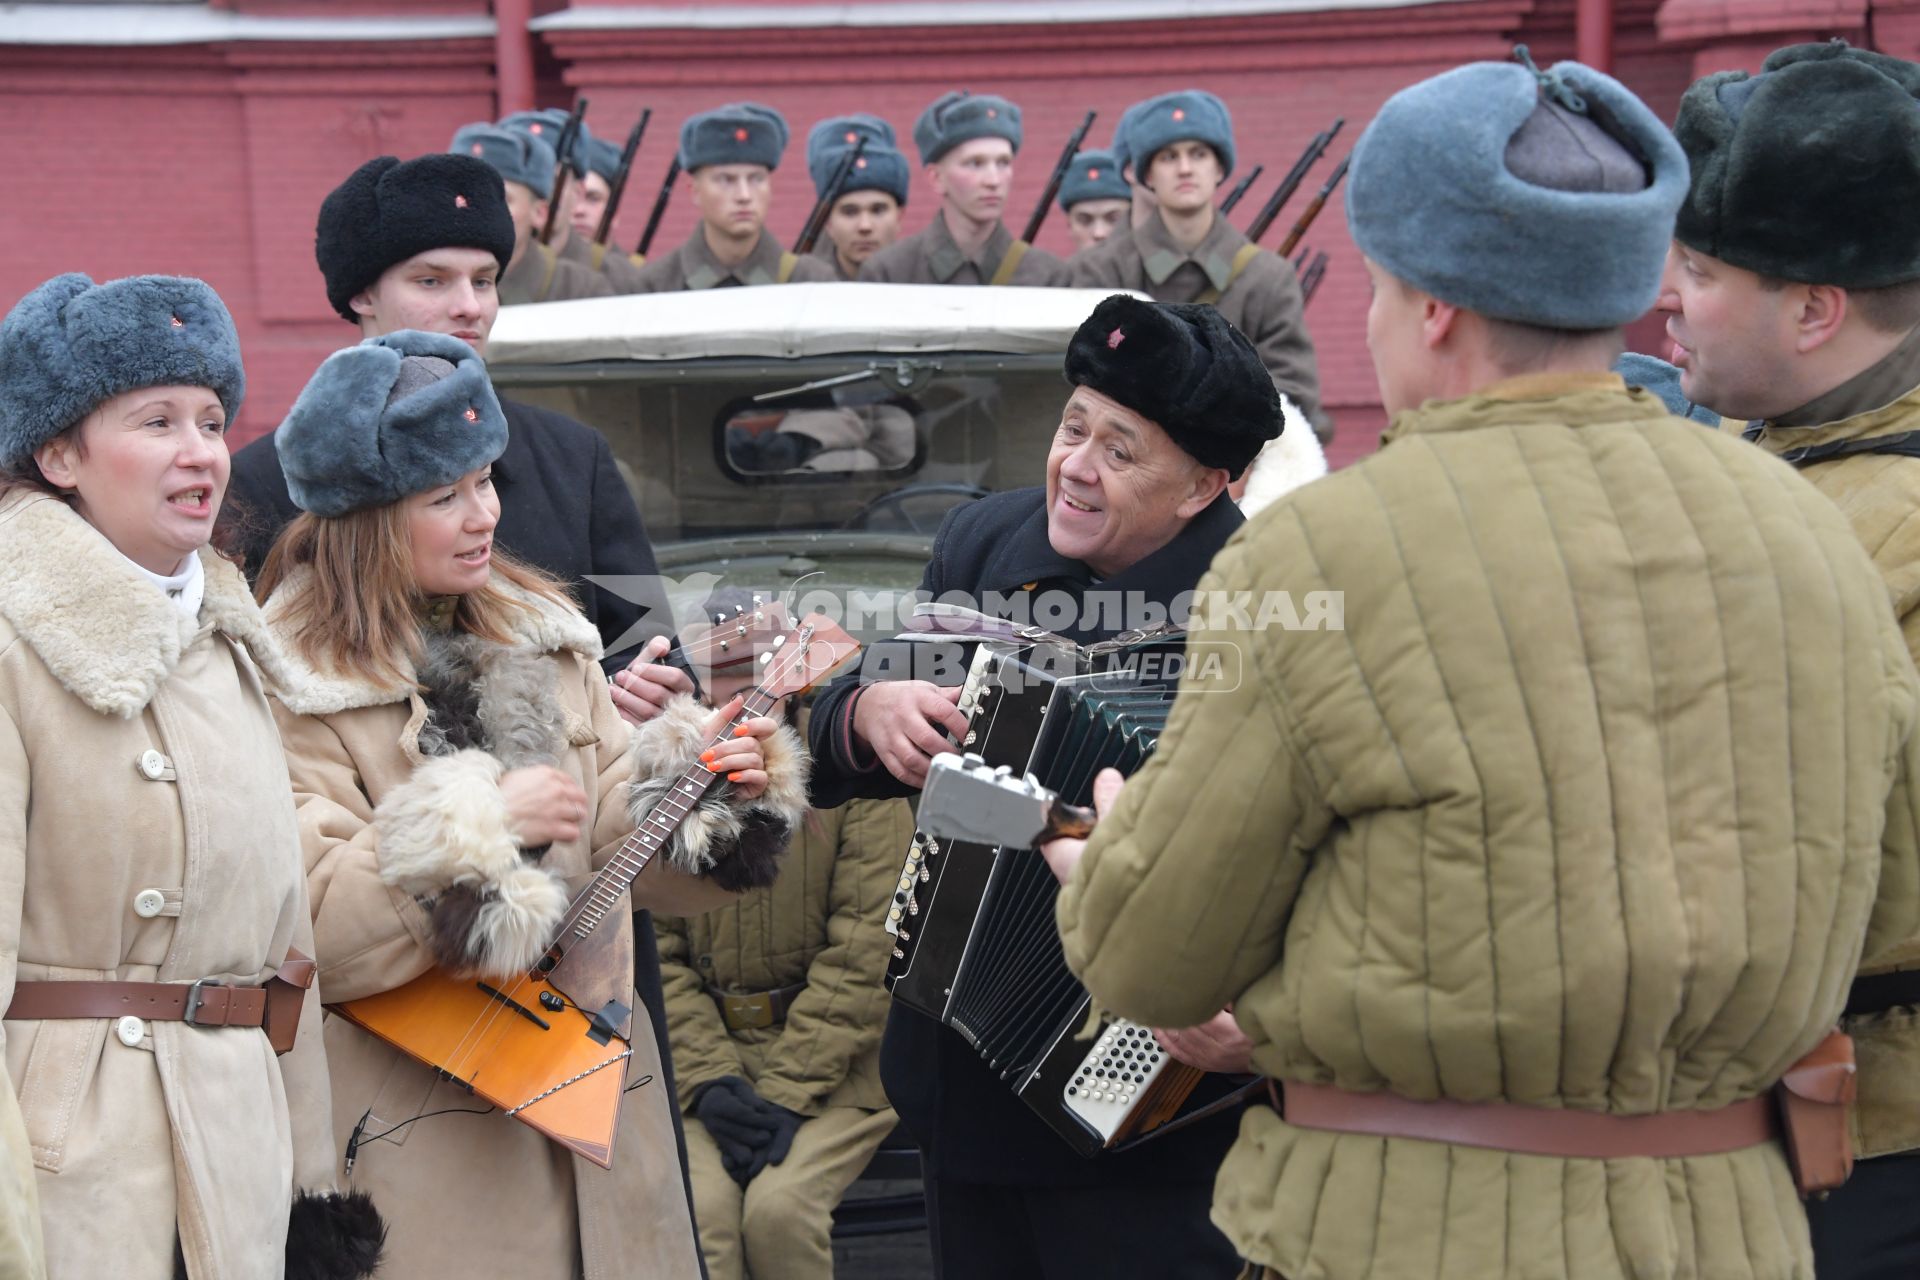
<box><xmin>277</xmin><ymin>329</ymin><xmax>508</xmax><ymax>518</ymax></box>
<box><xmin>0</xmin><ymin>272</ymin><xmax>245</xmax><ymax>470</ymax></box>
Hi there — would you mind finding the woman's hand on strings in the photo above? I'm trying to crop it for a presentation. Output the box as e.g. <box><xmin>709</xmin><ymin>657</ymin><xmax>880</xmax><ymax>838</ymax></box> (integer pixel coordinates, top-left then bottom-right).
<box><xmin>612</xmin><ymin>636</ymin><xmax>697</xmax><ymax>727</ymax></box>
<box><xmin>500</xmin><ymin>765</ymin><xmax>590</xmax><ymax>847</ymax></box>
<box><xmin>699</xmin><ymin>695</ymin><xmax>781</xmax><ymax>802</ymax></box>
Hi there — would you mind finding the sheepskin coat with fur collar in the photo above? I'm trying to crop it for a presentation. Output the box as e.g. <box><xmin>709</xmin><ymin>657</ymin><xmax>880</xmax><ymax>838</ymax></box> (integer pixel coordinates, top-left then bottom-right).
<box><xmin>264</xmin><ymin>568</ymin><xmax>806</xmax><ymax>1280</ymax></box>
<box><xmin>0</xmin><ymin>492</ymin><xmax>352</xmax><ymax>1280</ymax></box>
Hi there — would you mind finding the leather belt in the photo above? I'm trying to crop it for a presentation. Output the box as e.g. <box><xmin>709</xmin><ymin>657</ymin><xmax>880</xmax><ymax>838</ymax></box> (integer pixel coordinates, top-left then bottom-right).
<box><xmin>1274</xmin><ymin>1080</ymin><xmax>1778</xmax><ymax>1160</ymax></box>
<box><xmin>1844</xmin><ymin>967</ymin><xmax>1920</xmax><ymax>1018</ymax></box>
<box><xmin>6</xmin><ymin>979</ymin><xmax>268</xmax><ymax>1029</ymax></box>
<box><xmin>710</xmin><ymin>981</ymin><xmax>807</xmax><ymax>1033</ymax></box>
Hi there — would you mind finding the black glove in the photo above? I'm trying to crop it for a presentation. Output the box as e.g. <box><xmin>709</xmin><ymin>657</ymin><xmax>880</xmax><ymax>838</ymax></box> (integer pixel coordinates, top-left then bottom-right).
<box><xmin>738</xmin><ymin>1098</ymin><xmax>806</xmax><ymax>1182</ymax></box>
<box><xmin>693</xmin><ymin>1077</ymin><xmax>779</xmax><ymax>1186</ymax></box>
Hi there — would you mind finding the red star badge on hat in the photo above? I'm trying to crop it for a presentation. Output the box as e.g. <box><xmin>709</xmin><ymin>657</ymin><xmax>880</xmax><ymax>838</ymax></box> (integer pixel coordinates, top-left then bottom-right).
<box><xmin>464</xmin><ymin>407</ymin><xmax>479</xmax><ymax>422</ymax></box>
<box><xmin>470</xmin><ymin>143</ymin><xmax>483</xmax><ymax>156</ymax></box>
<box><xmin>1089</xmin><ymin>167</ymin><xmax>1102</xmax><ymax>179</ymax></box>
<box><xmin>455</xmin><ymin>194</ymin><xmax>469</xmax><ymax>208</ymax></box>
<box><xmin>735</xmin><ymin>127</ymin><xmax>749</xmax><ymax>142</ymax></box>
<box><xmin>845</xmin><ymin>130</ymin><xmax>858</xmax><ymax>143</ymax></box>
<box><xmin>530</xmin><ymin>123</ymin><xmax>545</xmax><ymax>134</ymax></box>
<box><xmin>986</xmin><ymin>108</ymin><xmax>998</xmax><ymax>119</ymax></box>
<box><xmin>1107</xmin><ymin>327</ymin><xmax>1125</xmax><ymax>349</ymax></box>
<box><xmin>170</xmin><ymin>315</ymin><xmax>184</xmax><ymax>328</ymax></box>
<box><xmin>856</xmin><ymin>157</ymin><xmax>868</xmax><ymax>169</ymax></box>
<box><xmin>1172</xmin><ymin>108</ymin><xmax>1186</xmax><ymax>121</ymax></box>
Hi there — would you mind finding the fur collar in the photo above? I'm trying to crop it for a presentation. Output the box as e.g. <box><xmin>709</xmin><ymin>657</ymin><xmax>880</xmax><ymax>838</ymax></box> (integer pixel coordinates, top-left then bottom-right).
<box><xmin>264</xmin><ymin>566</ymin><xmax>602</xmax><ymax>717</ymax></box>
<box><xmin>0</xmin><ymin>492</ymin><xmax>296</xmax><ymax>718</ymax></box>
<box><xmin>1237</xmin><ymin>396</ymin><xmax>1329</xmax><ymax>520</ymax></box>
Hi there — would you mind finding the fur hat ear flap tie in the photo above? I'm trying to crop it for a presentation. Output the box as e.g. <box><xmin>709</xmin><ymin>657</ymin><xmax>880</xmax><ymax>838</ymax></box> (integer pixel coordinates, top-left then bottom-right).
<box><xmin>172</xmin><ymin>1192</ymin><xmax>386</xmax><ymax>1280</ymax></box>
<box><xmin>625</xmin><ymin>694</ymin><xmax>809</xmax><ymax>892</ymax></box>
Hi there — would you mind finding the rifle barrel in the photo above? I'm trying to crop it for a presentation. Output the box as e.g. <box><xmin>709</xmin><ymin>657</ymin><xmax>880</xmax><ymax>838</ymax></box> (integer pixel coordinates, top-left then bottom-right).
<box><xmin>1019</xmin><ymin>110</ymin><xmax>1097</xmax><ymax>245</ymax></box>
<box><xmin>795</xmin><ymin>136</ymin><xmax>868</xmax><ymax>256</ymax></box>
<box><xmin>1300</xmin><ymin>250</ymin><xmax>1330</xmax><ymax>305</ymax></box>
<box><xmin>1244</xmin><ymin>116</ymin><xmax>1343</xmax><ymax>244</ymax></box>
<box><xmin>636</xmin><ymin>156</ymin><xmax>681</xmax><ymax>259</ymax></box>
<box><xmin>594</xmin><ymin>108</ymin><xmax>651</xmax><ymax>247</ymax></box>
<box><xmin>1219</xmin><ymin>164</ymin><xmax>1264</xmax><ymax>216</ymax></box>
<box><xmin>540</xmin><ymin>98</ymin><xmax>590</xmax><ymax>246</ymax></box>
<box><xmin>1276</xmin><ymin>155</ymin><xmax>1350</xmax><ymax>258</ymax></box>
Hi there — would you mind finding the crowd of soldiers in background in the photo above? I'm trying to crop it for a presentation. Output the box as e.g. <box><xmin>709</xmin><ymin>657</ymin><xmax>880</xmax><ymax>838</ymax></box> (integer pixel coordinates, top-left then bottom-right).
<box><xmin>456</xmin><ymin>88</ymin><xmax>1345</xmax><ymax>445</ymax></box>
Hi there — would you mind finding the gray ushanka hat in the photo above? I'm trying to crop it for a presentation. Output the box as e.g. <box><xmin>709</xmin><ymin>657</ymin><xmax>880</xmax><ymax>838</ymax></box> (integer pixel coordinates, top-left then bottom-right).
<box><xmin>0</xmin><ymin>273</ymin><xmax>245</xmax><ymax>469</ymax></box>
<box><xmin>913</xmin><ymin>91</ymin><xmax>1022</xmax><ymax>166</ymax></box>
<box><xmin>807</xmin><ymin>115</ymin><xmax>910</xmax><ymax>203</ymax></box>
<box><xmin>278</xmin><ymin>329</ymin><xmax>508</xmax><ymax>517</ymax></box>
<box><xmin>680</xmin><ymin>103</ymin><xmax>790</xmax><ymax>172</ymax></box>
<box><xmin>499</xmin><ymin>108</ymin><xmax>591</xmax><ymax>179</ymax></box>
<box><xmin>1058</xmin><ymin>149</ymin><xmax>1132</xmax><ymax>210</ymax></box>
<box><xmin>1345</xmin><ymin>54</ymin><xmax>1688</xmax><ymax>329</ymax></box>
<box><xmin>1118</xmin><ymin>89</ymin><xmax>1236</xmax><ymax>182</ymax></box>
<box><xmin>451</xmin><ymin>122</ymin><xmax>557</xmax><ymax>201</ymax></box>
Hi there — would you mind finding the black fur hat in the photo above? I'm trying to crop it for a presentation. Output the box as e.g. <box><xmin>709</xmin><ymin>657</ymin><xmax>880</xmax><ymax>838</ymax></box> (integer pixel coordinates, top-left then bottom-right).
<box><xmin>1674</xmin><ymin>41</ymin><xmax>1920</xmax><ymax>287</ymax></box>
<box><xmin>314</xmin><ymin>154</ymin><xmax>517</xmax><ymax>323</ymax></box>
<box><xmin>1063</xmin><ymin>295</ymin><xmax>1281</xmax><ymax>479</ymax></box>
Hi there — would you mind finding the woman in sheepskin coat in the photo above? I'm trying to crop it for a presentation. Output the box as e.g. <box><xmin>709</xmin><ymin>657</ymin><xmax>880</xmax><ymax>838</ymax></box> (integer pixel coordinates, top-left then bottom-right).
<box><xmin>259</xmin><ymin>330</ymin><xmax>808</xmax><ymax>1279</ymax></box>
<box><xmin>0</xmin><ymin>274</ymin><xmax>381</xmax><ymax>1280</ymax></box>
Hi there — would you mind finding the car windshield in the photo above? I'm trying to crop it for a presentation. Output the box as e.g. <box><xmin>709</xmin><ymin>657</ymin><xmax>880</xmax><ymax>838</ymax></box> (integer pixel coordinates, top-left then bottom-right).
<box><xmin>493</xmin><ymin>353</ymin><xmax>1065</xmax><ymax>543</ymax></box>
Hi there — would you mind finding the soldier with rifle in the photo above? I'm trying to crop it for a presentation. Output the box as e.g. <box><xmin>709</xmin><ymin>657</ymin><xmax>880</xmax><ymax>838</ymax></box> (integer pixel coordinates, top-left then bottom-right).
<box><xmin>1058</xmin><ymin>148</ymin><xmax>1134</xmax><ymax>254</ymax></box>
<box><xmin>859</xmin><ymin>91</ymin><xmax>1068</xmax><ymax>286</ymax></box>
<box><xmin>1072</xmin><ymin>89</ymin><xmax>1334</xmax><ymax>442</ymax></box>
<box><xmin>800</xmin><ymin>115</ymin><xmax>908</xmax><ymax>280</ymax></box>
<box><xmin>500</xmin><ymin>108</ymin><xmax>649</xmax><ymax>294</ymax></box>
<box><xmin>633</xmin><ymin>103</ymin><xmax>835</xmax><ymax>292</ymax></box>
<box><xmin>448</xmin><ymin>122</ymin><xmax>610</xmax><ymax>306</ymax></box>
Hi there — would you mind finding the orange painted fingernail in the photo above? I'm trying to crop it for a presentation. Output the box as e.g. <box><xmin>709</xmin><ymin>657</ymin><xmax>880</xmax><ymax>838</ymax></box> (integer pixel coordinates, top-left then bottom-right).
<box><xmin>728</xmin><ymin>772</ymin><xmax>744</xmax><ymax>782</ymax></box>
<box><xmin>733</xmin><ymin>725</ymin><xmax>752</xmax><ymax>737</ymax></box>
<box><xmin>700</xmin><ymin>749</ymin><xmax>716</xmax><ymax>763</ymax></box>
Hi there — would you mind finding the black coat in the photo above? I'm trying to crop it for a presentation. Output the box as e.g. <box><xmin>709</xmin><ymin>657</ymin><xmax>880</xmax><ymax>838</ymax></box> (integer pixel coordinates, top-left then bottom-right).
<box><xmin>220</xmin><ymin>397</ymin><xmax>673</xmax><ymax>676</ymax></box>
<box><xmin>807</xmin><ymin>485</ymin><xmax>1246</xmax><ymax>1188</ymax></box>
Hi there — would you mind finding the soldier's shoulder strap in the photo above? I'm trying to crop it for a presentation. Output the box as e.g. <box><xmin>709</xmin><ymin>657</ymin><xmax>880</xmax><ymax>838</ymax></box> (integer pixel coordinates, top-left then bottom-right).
<box><xmin>1781</xmin><ymin>430</ymin><xmax>1920</xmax><ymax>467</ymax></box>
<box><xmin>533</xmin><ymin>242</ymin><xmax>560</xmax><ymax>300</ymax></box>
<box><xmin>590</xmin><ymin>242</ymin><xmax>607</xmax><ymax>271</ymax></box>
<box><xmin>989</xmin><ymin>240</ymin><xmax>1031</xmax><ymax>287</ymax></box>
<box><xmin>778</xmin><ymin>251</ymin><xmax>800</xmax><ymax>284</ymax></box>
<box><xmin>629</xmin><ymin>250</ymin><xmax>647</xmax><ymax>268</ymax></box>
<box><xmin>1195</xmin><ymin>242</ymin><xmax>1266</xmax><ymax>306</ymax></box>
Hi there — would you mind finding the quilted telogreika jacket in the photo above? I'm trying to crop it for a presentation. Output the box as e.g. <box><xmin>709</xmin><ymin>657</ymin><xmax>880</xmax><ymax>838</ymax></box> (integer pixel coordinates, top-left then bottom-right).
<box><xmin>1737</xmin><ymin>375</ymin><xmax>1920</xmax><ymax>1162</ymax></box>
<box><xmin>0</xmin><ymin>492</ymin><xmax>378</xmax><ymax>1280</ymax></box>
<box><xmin>656</xmin><ymin>781</ymin><xmax>915</xmax><ymax>1117</ymax></box>
<box><xmin>263</xmin><ymin>566</ymin><xmax>808</xmax><ymax>1280</ymax></box>
<box><xmin>1058</xmin><ymin>374</ymin><xmax>1920</xmax><ymax>1280</ymax></box>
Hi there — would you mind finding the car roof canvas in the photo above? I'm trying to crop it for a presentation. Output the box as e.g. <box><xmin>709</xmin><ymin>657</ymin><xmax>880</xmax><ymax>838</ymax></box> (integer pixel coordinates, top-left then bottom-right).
<box><xmin>485</xmin><ymin>283</ymin><xmax>1147</xmax><ymax>365</ymax></box>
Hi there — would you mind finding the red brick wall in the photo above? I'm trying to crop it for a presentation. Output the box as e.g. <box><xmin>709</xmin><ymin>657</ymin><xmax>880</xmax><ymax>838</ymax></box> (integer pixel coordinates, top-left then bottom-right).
<box><xmin>0</xmin><ymin>1</ymin><xmax>1889</xmax><ymax>463</ymax></box>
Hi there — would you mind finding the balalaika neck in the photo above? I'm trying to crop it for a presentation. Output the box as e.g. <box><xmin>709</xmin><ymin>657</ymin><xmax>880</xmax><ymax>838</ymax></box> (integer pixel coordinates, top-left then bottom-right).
<box><xmin>536</xmin><ymin>686</ymin><xmax>779</xmax><ymax>972</ymax></box>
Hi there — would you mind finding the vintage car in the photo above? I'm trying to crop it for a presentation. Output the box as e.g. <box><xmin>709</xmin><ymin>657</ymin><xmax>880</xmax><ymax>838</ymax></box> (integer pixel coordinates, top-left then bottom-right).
<box><xmin>486</xmin><ymin>283</ymin><xmax>1133</xmax><ymax>646</ymax></box>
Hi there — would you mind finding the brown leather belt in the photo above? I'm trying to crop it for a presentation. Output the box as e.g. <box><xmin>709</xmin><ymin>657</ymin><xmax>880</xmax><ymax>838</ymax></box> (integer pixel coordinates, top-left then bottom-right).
<box><xmin>6</xmin><ymin>979</ymin><xmax>267</xmax><ymax>1028</ymax></box>
<box><xmin>709</xmin><ymin>981</ymin><xmax>807</xmax><ymax>1033</ymax></box>
<box><xmin>1274</xmin><ymin>1080</ymin><xmax>1778</xmax><ymax>1159</ymax></box>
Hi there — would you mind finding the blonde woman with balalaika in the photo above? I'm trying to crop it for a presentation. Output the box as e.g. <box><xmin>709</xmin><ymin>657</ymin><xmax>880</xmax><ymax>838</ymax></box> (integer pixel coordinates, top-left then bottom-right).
<box><xmin>258</xmin><ymin>329</ymin><xmax>810</xmax><ymax>1279</ymax></box>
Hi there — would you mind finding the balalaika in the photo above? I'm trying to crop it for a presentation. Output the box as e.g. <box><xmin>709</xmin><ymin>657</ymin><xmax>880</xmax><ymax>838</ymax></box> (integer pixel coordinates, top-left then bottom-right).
<box><xmin>884</xmin><ymin>629</ymin><xmax>1250</xmax><ymax>1156</ymax></box>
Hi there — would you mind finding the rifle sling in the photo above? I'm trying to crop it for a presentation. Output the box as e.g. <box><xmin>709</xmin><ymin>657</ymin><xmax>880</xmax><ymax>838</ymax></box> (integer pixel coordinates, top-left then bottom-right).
<box><xmin>778</xmin><ymin>252</ymin><xmax>799</xmax><ymax>285</ymax></box>
<box><xmin>590</xmin><ymin>242</ymin><xmax>607</xmax><ymax>271</ymax></box>
<box><xmin>989</xmin><ymin>240</ymin><xmax>1030</xmax><ymax>287</ymax></box>
<box><xmin>1195</xmin><ymin>242</ymin><xmax>1264</xmax><ymax>306</ymax></box>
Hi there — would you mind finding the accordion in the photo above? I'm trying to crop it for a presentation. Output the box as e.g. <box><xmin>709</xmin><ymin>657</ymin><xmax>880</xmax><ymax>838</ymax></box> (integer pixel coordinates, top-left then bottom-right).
<box><xmin>884</xmin><ymin>633</ymin><xmax>1247</xmax><ymax>1156</ymax></box>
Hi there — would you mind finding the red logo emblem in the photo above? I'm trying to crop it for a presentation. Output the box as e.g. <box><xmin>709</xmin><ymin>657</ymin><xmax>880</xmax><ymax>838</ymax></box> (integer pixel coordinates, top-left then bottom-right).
<box><xmin>986</xmin><ymin>108</ymin><xmax>998</xmax><ymax>119</ymax></box>
<box><xmin>530</xmin><ymin>123</ymin><xmax>545</xmax><ymax>134</ymax></box>
<box><xmin>455</xmin><ymin>194</ymin><xmax>469</xmax><ymax>208</ymax></box>
<box><xmin>170</xmin><ymin>315</ymin><xmax>184</xmax><ymax>329</ymax></box>
<box><xmin>845</xmin><ymin>130</ymin><xmax>858</xmax><ymax>143</ymax></box>
<box><xmin>1172</xmin><ymin>108</ymin><xmax>1186</xmax><ymax>121</ymax></box>
<box><xmin>464</xmin><ymin>407</ymin><xmax>479</xmax><ymax>423</ymax></box>
<box><xmin>1107</xmin><ymin>328</ymin><xmax>1125</xmax><ymax>350</ymax></box>
<box><xmin>856</xmin><ymin>157</ymin><xmax>868</xmax><ymax>169</ymax></box>
<box><xmin>1088</xmin><ymin>167</ymin><xmax>1101</xmax><ymax>179</ymax></box>
<box><xmin>470</xmin><ymin>143</ymin><xmax>484</xmax><ymax>156</ymax></box>
<box><xmin>735</xmin><ymin>127</ymin><xmax>749</xmax><ymax>142</ymax></box>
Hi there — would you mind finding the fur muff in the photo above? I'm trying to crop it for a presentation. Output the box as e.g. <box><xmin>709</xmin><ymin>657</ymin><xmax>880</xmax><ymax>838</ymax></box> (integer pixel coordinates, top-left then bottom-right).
<box><xmin>625</xmin><ymin>693</ymin><xmax>809</xmax><ymax>890</ymax></box>
<box><xmin>376</xmin><ymin>627</ymin><xmax>576</xmax><ymax>977</ymax></box>
<box><xmin>285</xmin><ymin>1190</ymin><xmax>386</xmax><ymax>1280</ymax></box>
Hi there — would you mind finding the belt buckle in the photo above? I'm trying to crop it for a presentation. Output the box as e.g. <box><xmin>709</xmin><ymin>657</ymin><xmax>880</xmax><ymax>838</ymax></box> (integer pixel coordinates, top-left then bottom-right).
<box><xmin>726</xmin><ymin>993</ymin><xmax>774</xmax><ymax>1032</ymax></box>
<box><xmin>182</xmin><ymin>979</ymin><xmax>225</xmax><ymax>1028</ymax></box>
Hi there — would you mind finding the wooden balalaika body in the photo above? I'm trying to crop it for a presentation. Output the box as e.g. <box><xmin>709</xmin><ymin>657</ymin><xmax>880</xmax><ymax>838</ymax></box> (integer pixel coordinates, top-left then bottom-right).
<box><xmin>886</xmin><ymin>627</ymin><xmax>1253</xmax><ymax>1157</ymax></box>
<box><xmin>335</xmin><ymin>613</ymin><xmax>855</xmax><ymax>1168</ymax></box>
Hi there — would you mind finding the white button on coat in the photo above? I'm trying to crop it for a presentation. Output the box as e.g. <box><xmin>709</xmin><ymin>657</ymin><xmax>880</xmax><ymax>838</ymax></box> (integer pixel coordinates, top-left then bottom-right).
<box><xmin>116</xmin><ymin>1016</ymin><xmax>145</xmax><ymax>1047</ymax></box>
<box><xmin>132</xmin><ymin>889</ymin><xmax>165</xmax><ymax>919</ymax></box>
<box><xmin>136</xmin><ymin>750</ymin><xmax>173</xmax><ymax>781</ymax></box>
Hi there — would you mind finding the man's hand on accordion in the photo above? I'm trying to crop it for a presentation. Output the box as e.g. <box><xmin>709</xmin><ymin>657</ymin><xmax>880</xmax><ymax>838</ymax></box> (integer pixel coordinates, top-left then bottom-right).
<box><xmin>1037</xmin><ymin>766</ymin><xmax>1127</xmax><ymax>885</ymax></box>
<box><xmin>1152</xmin><ymin>1011</ymin><xmax>1255</xmax><ymax>1075</ymax></box>
<box><xmin>851</xmin><ymin>680</ymin><xmax>969</xmax><ymax>788</ymax></box>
